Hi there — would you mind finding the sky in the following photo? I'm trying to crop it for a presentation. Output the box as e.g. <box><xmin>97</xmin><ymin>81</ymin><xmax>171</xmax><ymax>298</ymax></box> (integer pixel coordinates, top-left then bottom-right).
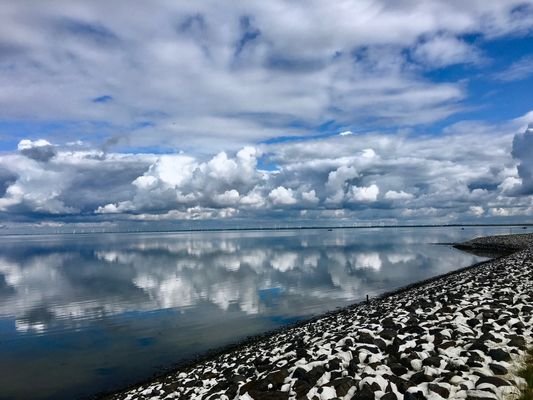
<box><xmin>0</xmin><ymin>0</ymin><xmax>532</xmax><ymax>230</ymax></box>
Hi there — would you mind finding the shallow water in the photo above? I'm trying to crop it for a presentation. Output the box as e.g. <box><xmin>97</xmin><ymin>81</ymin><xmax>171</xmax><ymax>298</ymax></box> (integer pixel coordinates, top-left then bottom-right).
<box><xmin>0</xmin><ymin>226</ymin><xmax>521</xmax><ymax>399</ymax></box>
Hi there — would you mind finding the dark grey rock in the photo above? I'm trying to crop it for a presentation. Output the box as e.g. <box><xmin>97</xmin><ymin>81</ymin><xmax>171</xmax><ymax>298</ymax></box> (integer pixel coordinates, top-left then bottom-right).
<box><xmin>488</xmin><ymin>348</ymin><xmax>511</xmax><ymax>362</ymax></box>
<box><xmin>265</xmin><ymin>367</ymin><xmax>289</xmax><ymax>389</ymax></box>
<box><xmin>225</xmin><ymin>383</ymin><xmax>239</xmax><ymax>398</ymax></box>
<box><xmin>374</xmin><ymin>338</ymin><xmax>387</xmax><ymax>351</ymax></box>
<box><xmin>428</xmin><ymin>383</ymin><xmax>450</xmax><ymax>399</ymax></box>
<box><xmin>478</xmin><ymin>332</ymin><xmax>498</xmax><ymax>343</ymax></box>
<box><xmin>439</xmin><ymin>341</ymin><xmax>456</xmax><ymax>349</ymax></box>
<box><xmin>240</xmin><ymin>379</ymin><xmax>270</xmax><ymax>395</ymax></box>
<box><xmin>522</xmin><ymin>305</ymin><xmax>533</xmax><ymax>313</ymax></box>
<box><xmin>384</xmin><ymin>374</ymin><xmax>413</xmax><ymax>394</ymax></box>
<box><xmin>507</xmin><ymin>335</ymin><xmax>526</xmax><ymax>349</ymax></box>
<box><xmin>330</xmin><ymin>371</ymin><xmax>342</xmax><ymax>381</ymax></box>
<box><xmin>296</xmin><ymin>347</ymin><xmax>309</xmax><ymax>359</ymax></box>
<box><xmin>379</xmin><ymin>329</ymin><xmax>397</xmax><ymax>340</ymax></box>
<box><xmin>469</xmin><ymin>341</ymin><xmax>489</xmax><ymax>353</ymax></box>
<box><xmin>400</xmin><ymin>325</ymin><xmax>425</xmax><ymax>335</ymax></box>
<box><xmin>327</xmin><ymin>358</ymin><xmax>341</xmax><ymax>371</ymax></box>
<box><xmin>306</xmin><ymin>365</ymin><xmax>326</xmax><ymax>385</ymax></box>
<box><xmin>476</xmin><ymin>376</ymin><xmax>511</xmax><ymax>387</ymax></box>
<box><xmin>293</xmin><ymin>379</ymin><xmax>312</xmax><ymax>398</ymax></box>
<box><xmin>409</xmin><ymin>371</ymin><xmax>432</xmax><ymax>385</ymax></box>
<box><xmin>246</xmin><ymin>390</ymin><xmax>290</xmax><ymax>400</ymax></box>
<box><xmin>330</xmin><ymin>377</ymin><xmax>356</xmax><ymax>397</ymax></box>
<box><xmin>422</xmin><ymin>356</ymin><xmax>442</xmax><ymax>368</ymax></box>
<box><xmin>358</xmin><ymin>333</ymin><xmax>376</xmax><ymax>344</ymax></box>
<box><xmin>404</xmin><ymin>391</ymin><xmax>426</xmax><ymax>400</ymax></box>
<box><xmin>467</xmin><ymin>318</ymin><xmax>480</xmax><ymax>328</ymax></box>
<box><xmin>511</xmin><ymin>321</ymin><xmax>526</xmax><ymax>330</ymax></box>
<box><xmin>352</xmin><ymin>383</ymin><xmax>375</xmax><ymax>400</ymax></box>
<box><xmin>382</xmin><ymin>317</ymin><xmax>399</xmax><ymax>329</ymax></box>
<box><xmin>356</xmin><ymin>345</ymin><xmax>380</xmax><ymax>354</ymax></box>
<box><xmin>488</xmin><ymin>363</ymin><xmax>508</xmax><ymax>375</ymax></box>
<box><xmin>388</xmin><ymin>362</ymin><xmax>407</xmax><ymax>376</ymax></box>
<box><xmin>466</xmin><ymin>393</ymin><xmax>497</xmax><ymax>400</ymax></box>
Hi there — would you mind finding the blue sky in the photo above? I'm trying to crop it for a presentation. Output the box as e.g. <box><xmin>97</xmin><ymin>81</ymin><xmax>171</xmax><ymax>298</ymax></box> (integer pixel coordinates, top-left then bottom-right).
<box><xmin>0</xmin><ymin>1</ymin><xmax>532</xmax><ymax>228</ymax></box>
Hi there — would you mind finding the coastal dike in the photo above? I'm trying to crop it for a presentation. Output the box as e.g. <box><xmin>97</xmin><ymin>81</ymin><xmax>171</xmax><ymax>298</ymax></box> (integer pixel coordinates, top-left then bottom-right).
<box><xmin>105</xmin><ymin>233</ymin><xmax>533</xmax><ymax>400</ymax></box>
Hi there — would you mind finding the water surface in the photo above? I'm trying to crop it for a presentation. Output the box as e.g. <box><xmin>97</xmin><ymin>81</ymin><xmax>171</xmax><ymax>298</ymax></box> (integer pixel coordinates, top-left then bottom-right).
<box><xmin>0</xmin><ymin>226</ymin><xmax>518</xmax><ymax>399</ymax></box>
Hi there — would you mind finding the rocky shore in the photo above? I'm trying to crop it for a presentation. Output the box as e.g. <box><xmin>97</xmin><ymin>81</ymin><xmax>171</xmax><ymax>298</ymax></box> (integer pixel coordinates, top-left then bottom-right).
<box><xmin>453</xmin><ymin>232</ymin><xmax>532</xmax><ymax>255</ymax></box>
<box><xmin>106</xmin><ymin>233</ymin><xmax>533</xmax><ymax>400</ymax></box>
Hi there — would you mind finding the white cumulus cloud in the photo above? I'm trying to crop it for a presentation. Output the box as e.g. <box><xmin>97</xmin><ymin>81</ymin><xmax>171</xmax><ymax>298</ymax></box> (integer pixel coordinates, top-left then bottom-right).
<box><xmin>269</xmin><ymin>186</ymin><xmax>297</xmax><ymax>206</ymax></box>
<box><xmin>349</xmin><ymin>184</ymin><xmax>380</xmax><ymax>202</ymax></box>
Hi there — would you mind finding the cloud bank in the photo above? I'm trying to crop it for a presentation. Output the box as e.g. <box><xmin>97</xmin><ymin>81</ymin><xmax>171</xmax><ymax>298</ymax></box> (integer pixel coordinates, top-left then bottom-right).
<box><xmin>0</xmin><ymin>120</ymin><xmax>531</xmax><ymax>226</ymax></box>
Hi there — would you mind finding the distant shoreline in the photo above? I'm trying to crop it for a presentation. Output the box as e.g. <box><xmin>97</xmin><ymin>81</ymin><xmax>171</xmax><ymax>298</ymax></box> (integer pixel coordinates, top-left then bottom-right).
<box><xmin>1</xmin><ymin>222</ymin><xmax>532</xmax><ymax>237</ymax></box>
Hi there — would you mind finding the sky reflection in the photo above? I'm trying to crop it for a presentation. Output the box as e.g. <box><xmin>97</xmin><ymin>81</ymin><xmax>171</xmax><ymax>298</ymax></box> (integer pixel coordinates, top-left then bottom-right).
<box><xmin>0</xmin><ymin>227</ymin><xmax>503</xmax><ymax>399</ymax></box>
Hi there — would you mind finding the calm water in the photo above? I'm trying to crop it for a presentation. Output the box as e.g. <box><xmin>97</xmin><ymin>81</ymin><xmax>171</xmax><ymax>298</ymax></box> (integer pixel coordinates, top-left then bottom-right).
<box><xmin>0</xmin><ymin>226</ymin><xmax>520</xmax><ymax>399</ymax></box>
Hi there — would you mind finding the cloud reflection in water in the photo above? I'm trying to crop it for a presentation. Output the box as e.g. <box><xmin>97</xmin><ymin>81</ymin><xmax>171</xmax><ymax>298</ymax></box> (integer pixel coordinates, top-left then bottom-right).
<box><xmin>0</xmin><ymin>228</ymin><xmax>487</xmax><ymax>334</ymax></box>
